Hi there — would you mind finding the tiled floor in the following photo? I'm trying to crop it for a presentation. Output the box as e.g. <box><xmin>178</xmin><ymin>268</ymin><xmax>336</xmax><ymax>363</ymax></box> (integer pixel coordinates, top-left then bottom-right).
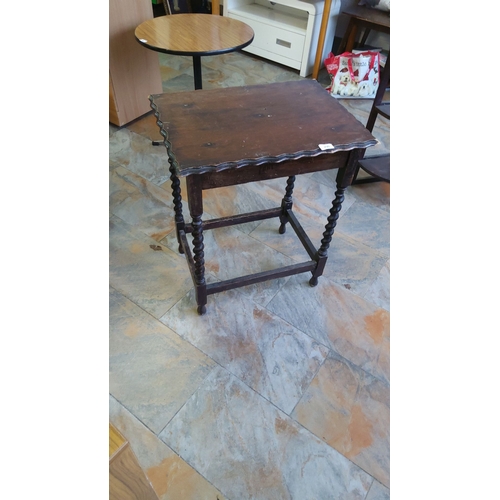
<box><xmin>110</xmin><ymin>48</ymin><xmax>390</xmax><ymax>500</ymax></box>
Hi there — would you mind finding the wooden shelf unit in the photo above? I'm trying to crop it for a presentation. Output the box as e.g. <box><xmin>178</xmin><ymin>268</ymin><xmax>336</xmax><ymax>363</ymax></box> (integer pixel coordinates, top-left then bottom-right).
<box><xmin>109</xmin><ymin>0</ymin><xmax>163</xmax><ymax>126</ymax></box>
<box><xmin>224</xmin><ymin>0</ymin><xmax>341</xmax><ymax>77</ymax></box>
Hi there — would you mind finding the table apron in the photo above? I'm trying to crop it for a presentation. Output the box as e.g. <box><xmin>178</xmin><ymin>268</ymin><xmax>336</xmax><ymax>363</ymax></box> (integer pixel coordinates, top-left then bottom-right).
<box><xmin>190</xmin><ymin>151</ymin><xmax>352</xmax><ymax>190</ymax></box>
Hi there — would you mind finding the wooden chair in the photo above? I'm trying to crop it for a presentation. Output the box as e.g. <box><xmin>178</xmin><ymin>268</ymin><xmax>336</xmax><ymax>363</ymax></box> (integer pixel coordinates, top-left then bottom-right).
<box><xmin>335</xmin><ymin>4</ymin><xmax>390</xmax><ymax>184</ymax></box>
<box><xmin>353</xmin><ymin>51</ymin><xmax>390</xmax><ymax>184</ymax></box>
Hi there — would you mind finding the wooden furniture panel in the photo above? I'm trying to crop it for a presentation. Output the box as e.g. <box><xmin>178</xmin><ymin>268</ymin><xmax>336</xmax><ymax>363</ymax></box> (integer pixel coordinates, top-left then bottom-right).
<box><xmin>337</xmin><ymin>4</ymin><xmax>389</xmax><ymax>52</ymax></box>
<box><xmin>109</xmin><ymin>76</ymin><xmax>120</xmax><ymax>125</ymax></box>
<box><xmin>109</xmin><ymin>424</ymin><xmax>159</xmax><ymax>500</ymax></box>
<box><xmin>224</xmin><ymin>0</ymin><xmax>341</xmax><ymax>77</ymax></box>
<box><xmin>109</xmin><ymin>0</ymin><xmax>163</xmax><ymax>126</ymax></box>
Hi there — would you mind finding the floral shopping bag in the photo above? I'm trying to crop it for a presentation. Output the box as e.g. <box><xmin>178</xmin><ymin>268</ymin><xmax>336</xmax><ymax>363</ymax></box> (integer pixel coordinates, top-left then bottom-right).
<box><xmin>325</xmin><ymin>51</ymin><xmax>380</xmax><ymax>97</ymax></box>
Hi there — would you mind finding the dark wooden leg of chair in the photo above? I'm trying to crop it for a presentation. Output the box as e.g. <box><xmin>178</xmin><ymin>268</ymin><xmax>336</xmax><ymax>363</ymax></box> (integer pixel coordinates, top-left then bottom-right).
<box><xmin>351</xmin><ymin>162</ymin><xmax>362</xmax><ymax>184</ymax></box>
<box><xmin>366</xmin><ymin>52</ymin><xmax>390</xmax><ymax>132</ymax></box>
<box><xmin>338</xmin><ymin>17</ymin><xmax>357</xmax><ymax>54</ymax></box>
<box><xmin>359</xmin><ymin>27</ymin><xmax>371</xmax><ymax>48</ymax></box>
<box><xmin>354</xmin><ymin>53</ymin><xmax>390</xmax><ymax>185</ymax></box>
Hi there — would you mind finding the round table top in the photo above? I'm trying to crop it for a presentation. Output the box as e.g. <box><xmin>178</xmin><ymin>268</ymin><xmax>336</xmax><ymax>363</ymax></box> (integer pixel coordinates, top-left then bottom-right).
<box><xmin>135</xmin><ymin>14</ymin><xmax>254</xmax><ymax>57</ymax></box>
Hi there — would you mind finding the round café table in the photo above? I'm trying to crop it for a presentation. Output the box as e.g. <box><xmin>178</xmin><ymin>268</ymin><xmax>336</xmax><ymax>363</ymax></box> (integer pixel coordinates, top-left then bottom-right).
<box><xmin>135</xmin><ymin>14</ymin><xmax>254</xmax><ymax>91</ymax></box>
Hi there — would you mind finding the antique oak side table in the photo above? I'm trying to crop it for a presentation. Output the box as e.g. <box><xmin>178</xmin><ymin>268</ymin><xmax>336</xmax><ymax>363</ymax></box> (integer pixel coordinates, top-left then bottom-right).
<box><xmin>149</xmin><ymin>80</ymin><xmax>376</xmax><ymax>314</ymax></box>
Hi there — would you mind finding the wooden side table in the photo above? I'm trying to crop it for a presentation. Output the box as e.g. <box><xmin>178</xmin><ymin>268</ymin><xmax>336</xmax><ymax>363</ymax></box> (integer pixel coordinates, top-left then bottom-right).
<box><xmin>135</xmin><ymin>14</ymin><xmax>254</xmax><ymax>90</ymax></box>
<box><xmin>150</xmin><ymin>80</ymin><xmax>376</xmax><ymax>314</ymax></box>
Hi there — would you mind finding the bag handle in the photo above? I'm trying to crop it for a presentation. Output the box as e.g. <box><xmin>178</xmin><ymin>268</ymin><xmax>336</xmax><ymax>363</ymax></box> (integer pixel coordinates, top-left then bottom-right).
<box><xmin>347</xmin><ymin>53</ymin><xmax>375</xmax><ymax>82</ymax></box>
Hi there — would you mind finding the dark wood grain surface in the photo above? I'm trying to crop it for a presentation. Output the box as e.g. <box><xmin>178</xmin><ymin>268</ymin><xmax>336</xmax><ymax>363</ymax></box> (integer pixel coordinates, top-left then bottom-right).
<box><xmin>150</xmin><ymin>80</ymin><xmax>377</xmax><ymax>176</ymax></box>
<box><xmin>341</xmin><ymin>5</ymin><xmax>390</xmax><ymax>29</ymax></box>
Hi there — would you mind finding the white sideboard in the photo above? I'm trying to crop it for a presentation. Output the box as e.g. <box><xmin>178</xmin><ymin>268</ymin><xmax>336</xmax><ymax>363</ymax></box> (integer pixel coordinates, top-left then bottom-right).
<box><xmin>224</xmin><ymin>0</ymin><xmax>341</xmax><ymax>77</ymax></box>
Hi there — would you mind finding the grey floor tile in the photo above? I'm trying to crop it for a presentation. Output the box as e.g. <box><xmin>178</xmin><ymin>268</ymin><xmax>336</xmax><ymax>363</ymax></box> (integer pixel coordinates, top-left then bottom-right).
<box><xmin>109</xmin><ymin>215</ymin><xmax>194</xmax><ymax>318</ymax></box>
<box><xmin>366</xmin><ymin>480</ymin><xmax>390</xmax><ymax>500</ymax></box>
<box><xmin>110</xmin><ymin>395</ymin><xmax>227</xmax><ymax>500</ymax></box>
<box><xmin>159</xmin><ymin>366</ymin><xmax>373</xmax><ymax>500</ymax></box>
<box><xmin>266</xmin><ymin>274</ymin><xmax>390</xmax><ymax>385</ymax></box>
<box><xmin>292</xmin><ymin>351</ymin><xmax>390</xmax><ymax>487</ymax></box>
<box><xmin>250</xmin><ymin>218</ymin><xmax>387</xmax><ymax>297</ymax></box>
<box><xmin>161</xmin><ymin>223</ymin><xmax>293</xmax><ymax>306</ymax></box>
<box><xmin>109</xmin><ymin>288</ymin><xmax>215</xmax><ymax>433</ymax></box>
<box><xmin>349</xmin><ymin>182</ymin><xmax>390</xmax><ymax>214</ymax></box>
<box><xmin>109</xmin><ymin>128</ymin><xmax>171</xmax><ymax>185</ymax></box>
<box><xmin>362</xmin><ymin>259</ymin><xmax>390</xmax><ymax>311</ymax></box>
<box><xmin>160</xmin><ymin>287</ymin><xmax>329</xmax><ymax>414</ymax></box>
<box><xmin>336</xmin><ymin>201</ymin><xmax>390</xmax><ymax>257</ymax></box>
<box><xmin>110</xmin><ymin>166</ymin><xmax>176</xmax><ymax>241</ymax></box>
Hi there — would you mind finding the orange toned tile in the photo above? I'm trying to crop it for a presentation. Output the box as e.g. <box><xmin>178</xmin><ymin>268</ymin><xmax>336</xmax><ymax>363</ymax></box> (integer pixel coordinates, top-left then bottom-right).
<box><xmin>110</xmin><ymin>396</ymin><xmax>226</xmax><ymax>500</ymax></box>
<box><xmin>160</xmin><ymin>367</ymin><xmax>372</xmax><ymax>499</ymax></box>
<box><xmin>267</xmin><ymin>275</ymin><xmax>390</xmax><ymax>383</ymax></box>
<box><xmin>292</xmin><ymin>352</ymin><xmax>389</xmax><ymax>487</ymax></box>
<box><xmin>158</xmin><ymin>53</ymin><xmax>192</xmax><ymax>73</ymax></box>
<box><xmin>127</xmin><ymin>113</ymin><xmax>163</xmax><ymax>142</ymax></box>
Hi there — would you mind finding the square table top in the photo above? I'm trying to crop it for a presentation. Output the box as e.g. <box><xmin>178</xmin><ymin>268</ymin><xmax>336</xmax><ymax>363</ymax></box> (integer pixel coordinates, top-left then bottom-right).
<box><xmin>150</xmin><ymin>80</ymin><xmax>376</xmax><ymax>176</ymax></box>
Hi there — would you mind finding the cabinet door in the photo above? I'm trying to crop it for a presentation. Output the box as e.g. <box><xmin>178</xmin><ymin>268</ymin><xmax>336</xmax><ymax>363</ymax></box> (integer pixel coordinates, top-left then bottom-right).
<box><xmin>109</xmin><ymin>74</ymin><xmax>120</xmax><ymax>125</ymax></box>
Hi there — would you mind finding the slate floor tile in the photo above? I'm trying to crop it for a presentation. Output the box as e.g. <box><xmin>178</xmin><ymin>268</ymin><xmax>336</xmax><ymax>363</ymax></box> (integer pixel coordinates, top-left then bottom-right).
<box><xmin>109</xmin><ymin>288</ymin><xmax>215</xmax><ymax>433</ymax></box>
<box><xmin>292</xmin><ymin>351</ymin><xmax>390</xmax><ymax>487</ymax></box>
<box><xmin>109</xmin><ymin>395</ymin><xmax>227</xmax><ymax>500</ymax></box>
<box><xmin>160</xmin><ymin>288</ymin><xmax>328</xmax><ymax>414</ymax></box>
<box><xmin>110</xmin><ymin>166</ymin><xmax>176</xmax><ymax>241</ymax></box>
<box><xmin>266</xmin><ymin>274</ymin><xmax>390</xmax><ymax>384</ymax></box>
<box><xmin>109</xmin><ymin>215</ymin><xmax>193</xmax><ymax>318</ymax></box>
<box><xmin>159</xmin><ymin>367</ymin><xmax>373</xmax><ymax>500</ymax></box>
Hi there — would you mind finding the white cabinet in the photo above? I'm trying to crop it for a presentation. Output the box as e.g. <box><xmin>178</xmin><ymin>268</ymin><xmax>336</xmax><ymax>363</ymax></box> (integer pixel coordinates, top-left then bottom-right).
<box><xmin>223</xmin><ymin>0</ymin><xmax>341</xmax><ymax>77</ymax></box>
